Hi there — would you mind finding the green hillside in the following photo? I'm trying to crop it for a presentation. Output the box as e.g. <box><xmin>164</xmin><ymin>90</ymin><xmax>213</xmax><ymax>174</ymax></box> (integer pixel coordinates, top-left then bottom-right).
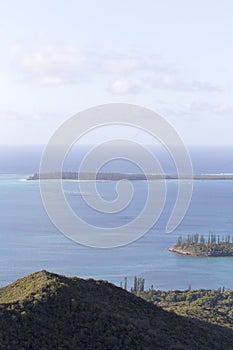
<box><xmin>139</xmin><ymin>288</ymin><xmax>233</xmax><ymax>330</ymax></box>
<box><xmin>0</xmin><ymin>271</ymin><xmax>233</xmax><ymax>349</ymax></box>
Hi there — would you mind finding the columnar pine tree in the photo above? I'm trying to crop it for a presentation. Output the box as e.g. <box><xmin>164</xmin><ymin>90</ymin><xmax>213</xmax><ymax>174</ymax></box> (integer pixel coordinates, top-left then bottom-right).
<box><xmin>124</xmin><ymin>277</ymin><xmax>127</xmax><ymax>290</ymax></box>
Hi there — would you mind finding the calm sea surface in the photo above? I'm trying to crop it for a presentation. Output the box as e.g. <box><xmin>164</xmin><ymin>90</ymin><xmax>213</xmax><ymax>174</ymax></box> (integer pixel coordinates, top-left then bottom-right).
<box><xmin>1</xmin><ymin>145</ymin><xmax>233</xmax><ymax>290</ymax></box>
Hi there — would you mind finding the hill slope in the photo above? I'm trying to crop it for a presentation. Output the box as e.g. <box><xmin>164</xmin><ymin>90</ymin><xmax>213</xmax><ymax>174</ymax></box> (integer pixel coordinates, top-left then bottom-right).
<box><xmin>0</xmin><ymin>271</ymin><xmax>233</xmax><ymax>349</ymax></box>
<box><xmin>139</xmin><ymin>288</ymin><xmax>233</xmax><ymax>329</ymax></box>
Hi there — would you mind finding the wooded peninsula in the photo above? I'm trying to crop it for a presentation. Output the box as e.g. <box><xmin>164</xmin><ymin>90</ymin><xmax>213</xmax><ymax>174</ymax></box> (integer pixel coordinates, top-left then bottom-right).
<box><xmin>170</xmin><ymin>233</ymin><xmax>233</xmax><ymax>257</ymax></box>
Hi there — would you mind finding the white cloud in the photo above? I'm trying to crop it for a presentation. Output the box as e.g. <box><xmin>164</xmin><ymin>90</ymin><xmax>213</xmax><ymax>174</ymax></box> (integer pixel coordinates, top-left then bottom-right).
<box><xmin>110</xmin><ymin>80</ymin><xmax>130</xmax><ymax>94</ymax></box>
<box><xmin>109</xmin><ymin>79</ymin><xmax>140</xmax><ymax>94</ymax></box>
<box><xmin>21</xmin><ymin>46</ymin><xmax>86</xmax><ymax>68</ymax></box>
<box><xmin>35</xmin><ymin>76</ymin><xmax>67</xmax><ymax>86</ymax></box>
<box><xmin>8</xmin><ymin>45</ymin><xmax>220</xmax><ymax>94</ymax></box>
<box><xmin>9</xmin><ymin>45</ymin><xmax>93</xmax><ymax>86</ymax></box>
<box><xmin>101</xmin><ymin>57</ymin><xmax>141</xmax><ymax>72</ymax></box>
<box><xmin>149</xmin><ymin>73</ymin><xmax>220</xmax><ymax>92</ymax></box>
<box><xmin>189</xmin><ymin>81</ymin><xmax>220</xmax><ymax>92</ymax></box>
<box><xmin>189</xmin><ymin>101</ymin><xmax>233</xmax><ymax>115</ymax></box>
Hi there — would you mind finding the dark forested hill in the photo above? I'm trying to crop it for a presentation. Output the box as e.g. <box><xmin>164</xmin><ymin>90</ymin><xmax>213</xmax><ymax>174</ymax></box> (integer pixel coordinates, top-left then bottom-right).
<box><xmin>0</xmin><ymin>271</ymin><xmax>233</xmax><ymax>350</ymax></box>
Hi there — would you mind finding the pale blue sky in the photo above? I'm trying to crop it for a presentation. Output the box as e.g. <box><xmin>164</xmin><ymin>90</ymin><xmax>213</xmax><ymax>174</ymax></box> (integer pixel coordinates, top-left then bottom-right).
<box><xmin>0</xmin><ymin>0</ymin><xmax>232</xmax><ymax>144</ymax></box>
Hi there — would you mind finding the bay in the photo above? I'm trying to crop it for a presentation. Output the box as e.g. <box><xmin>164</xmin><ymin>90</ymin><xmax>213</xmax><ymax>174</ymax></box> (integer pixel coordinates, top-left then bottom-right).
<box><xmin>1</xmin><ymin>173</ymin><xmax>233</xmax><ymax>290</ymax></box>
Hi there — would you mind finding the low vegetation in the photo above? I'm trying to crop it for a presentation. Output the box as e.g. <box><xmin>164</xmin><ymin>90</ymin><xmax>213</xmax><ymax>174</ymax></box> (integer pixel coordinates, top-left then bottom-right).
<box><xmin>138</xmin><ymin>287</ymin><xmax>233</xmax><ymax>330</ymax></box>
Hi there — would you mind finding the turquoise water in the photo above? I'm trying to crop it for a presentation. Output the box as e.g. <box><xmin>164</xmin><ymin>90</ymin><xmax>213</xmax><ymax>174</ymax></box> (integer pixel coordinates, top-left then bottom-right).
<box><xmin>1</xmin><ymin>173</ymin><xmax>233</xmax><ymax>290</ymax></box>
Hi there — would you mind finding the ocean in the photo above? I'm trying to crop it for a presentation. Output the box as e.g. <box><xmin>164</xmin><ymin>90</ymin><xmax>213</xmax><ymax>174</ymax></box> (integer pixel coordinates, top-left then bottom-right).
<box><xmin>1</xmin><ymin>145</ymin><xmax>233</xmax><ymax>290</ymax></box>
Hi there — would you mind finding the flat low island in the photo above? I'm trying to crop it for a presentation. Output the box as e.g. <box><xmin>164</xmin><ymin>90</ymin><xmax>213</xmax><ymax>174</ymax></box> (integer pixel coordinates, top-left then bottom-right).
<box><xmin>170</xmin><ymin>233</ymin><xmax>233</xmax><ymax>257</ymax></box>
<box><xmin>28</xmin><ymin>172</ymin><xmax>233</xmax><ymax>181</ymax></box>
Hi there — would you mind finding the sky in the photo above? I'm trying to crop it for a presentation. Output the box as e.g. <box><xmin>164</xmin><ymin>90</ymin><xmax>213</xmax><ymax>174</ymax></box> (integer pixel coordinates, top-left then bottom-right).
<box><xmin>0</xmin><ymin>0</ymin><xmax>233</xmax><ymax>145</ymax></box>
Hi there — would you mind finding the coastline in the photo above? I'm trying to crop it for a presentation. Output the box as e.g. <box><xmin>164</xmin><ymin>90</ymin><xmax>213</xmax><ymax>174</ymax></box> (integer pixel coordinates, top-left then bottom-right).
<box><xmin>169</xmin><ymin>246</ymin><xmax>233</xmax><ymax>257</ymax></box>
<box><xmin>169</xmin><ymin>247</ymin><xmax>194</xmax><ymax>256</ymax></box>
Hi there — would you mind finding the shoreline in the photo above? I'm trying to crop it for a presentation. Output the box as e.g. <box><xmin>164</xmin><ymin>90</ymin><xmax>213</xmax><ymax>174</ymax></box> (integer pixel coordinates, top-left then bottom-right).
<box><xmin>169</xmin><ymin>246</ymin><xmax>233</xmax><ymax>257</ymax></box>
<box><xmin>169</xmin><ymin>247</ymin><xmax>194</xmax><ymax>256</ymax></box>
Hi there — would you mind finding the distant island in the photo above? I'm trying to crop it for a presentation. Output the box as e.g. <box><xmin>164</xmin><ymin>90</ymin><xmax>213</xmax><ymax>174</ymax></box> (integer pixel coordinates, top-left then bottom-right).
<box><xmin>28</xmin><ymin>171</ymin><xmax>165</xmax><ymax>181</ymax></box>
<box><xmin>170</xmin><ymin>233</ymin><xmax>233</xmax><ymax>257</ymax></box>
<box><xmin>28</xmin><ymin>172</ymin><xmax>233</xmax><ymax>181</ymax></box>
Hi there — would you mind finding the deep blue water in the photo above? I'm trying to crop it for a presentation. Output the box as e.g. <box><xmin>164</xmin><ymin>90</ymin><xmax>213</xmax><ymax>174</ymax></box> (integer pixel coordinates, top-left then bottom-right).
<box><xmin>1</xmin><ymin>145</ymin><xmax>233</xmax><ymax>174</ymax></box>
<box><xmin>1</xmin><ymin>145</ymin><xmax>233</xmax><ymax>290</ymax></box>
